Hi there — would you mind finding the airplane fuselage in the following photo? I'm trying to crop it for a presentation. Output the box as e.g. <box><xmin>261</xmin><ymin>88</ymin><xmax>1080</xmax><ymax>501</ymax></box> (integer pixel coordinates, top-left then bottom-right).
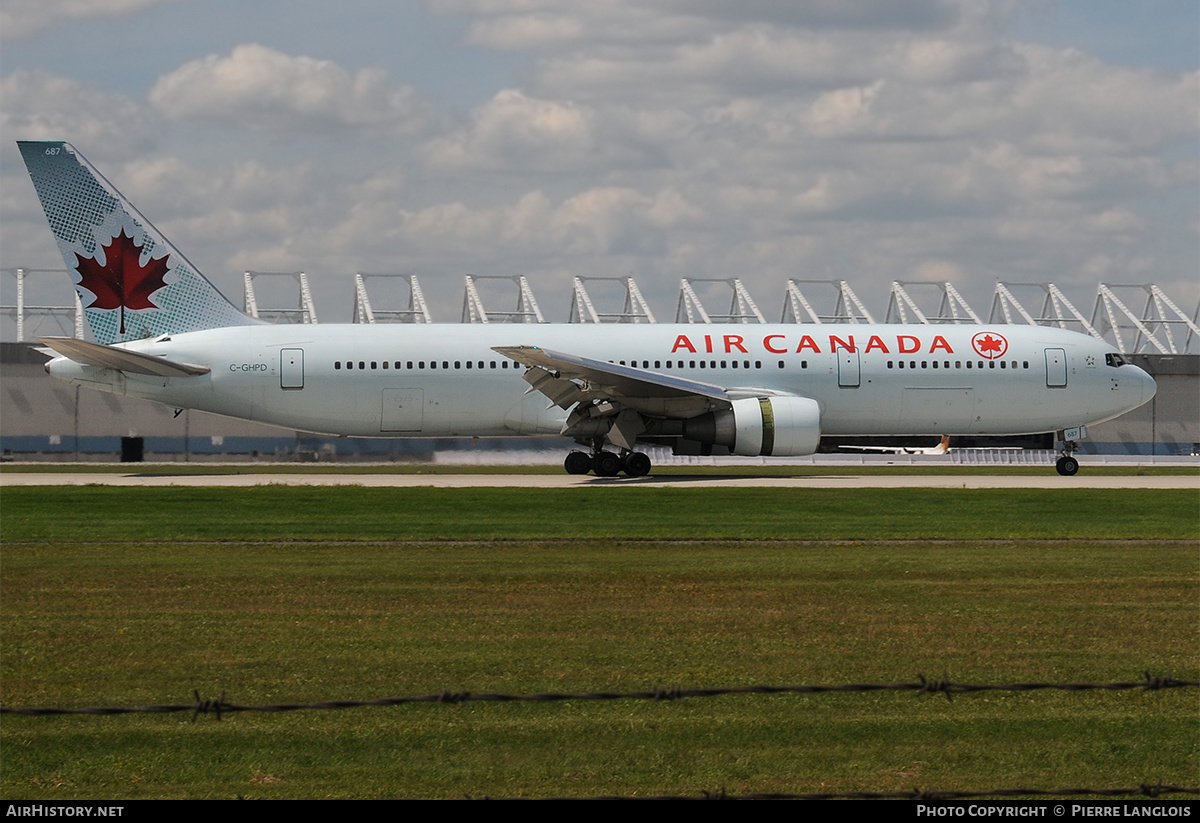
<box><xmin>20</xmin><ymin>141</ymin><xmax>1157</xmax><ymax>475</ymax></box>
<box><xmin>45</xmin><ymin>323</ymin><xmax>1155</xmax><ymax>441</ymax></box>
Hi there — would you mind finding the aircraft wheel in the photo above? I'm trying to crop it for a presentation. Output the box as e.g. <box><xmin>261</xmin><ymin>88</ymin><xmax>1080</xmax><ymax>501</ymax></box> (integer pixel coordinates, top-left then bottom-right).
<box><xmin>623</xmin><ymin>452</ymin><xmax>651</xmax><ymax>477</ymax></box>
<box><xmin>564</xmin><ymin>451</ymin><xmax>593</xmax><ymax>475</ymax></box>
<box><xmin>593</xmin><ymin>451</ymin><xmax>622</xmax><ymax>477</ymax></box>
<box><xmin>1055</xmin><ymin>456</ymin><xmax>1079</xmax><ymax>476</ymax></box>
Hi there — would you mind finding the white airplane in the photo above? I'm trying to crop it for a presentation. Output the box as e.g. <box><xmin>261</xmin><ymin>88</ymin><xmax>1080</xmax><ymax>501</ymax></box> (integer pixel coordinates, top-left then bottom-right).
<box><xmin>838</xmin><ymin>435</ymin><xmax>953</xmax><ymax>456</ymax></box>
<box><xmin>19</xmin><ymin>141</ymin><xmax>1156</xmax><ymax>477</ymax></box>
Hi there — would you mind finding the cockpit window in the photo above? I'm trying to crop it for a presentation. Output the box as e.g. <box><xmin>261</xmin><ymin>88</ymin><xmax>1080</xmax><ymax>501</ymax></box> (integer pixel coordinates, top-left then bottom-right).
<box><xmin>1105</xmin><ymin>352</ymin><xmax>1127</xmax><ymax>367</ymax></box>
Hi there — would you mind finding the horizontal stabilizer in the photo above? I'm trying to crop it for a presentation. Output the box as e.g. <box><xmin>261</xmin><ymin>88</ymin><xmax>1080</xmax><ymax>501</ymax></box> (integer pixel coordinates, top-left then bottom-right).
<box><xmin>39</xmin><ymin>337</ymin><xmax>210</xmax><ymax>377</ymax></box>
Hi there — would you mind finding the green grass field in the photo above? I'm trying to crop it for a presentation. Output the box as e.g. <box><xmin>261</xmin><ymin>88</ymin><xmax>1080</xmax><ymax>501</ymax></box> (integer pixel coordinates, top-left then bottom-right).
<box><xmin>1</xmin><ymin>486</ymin><xmax>1196</xmax><ymax>799</ymax></box>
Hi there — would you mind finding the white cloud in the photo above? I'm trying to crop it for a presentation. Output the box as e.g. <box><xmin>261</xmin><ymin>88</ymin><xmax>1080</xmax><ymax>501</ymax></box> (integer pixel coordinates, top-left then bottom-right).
<box><xmin>149</xmin><ymin>44</ymin><xmax>437</xmax><ymax>134</ymax></box>
<box><xmin>804</xmin><ymin>81</ymin><xmax>885</xmax><ymax>137</ymax></box>
<box><xmin>0</xmin><ymin>0</ymin><xmax>181</xmax><ymax>41</ymax></box>
<box><xmin>4</xmin><ymin>3</ymin><xmax>1197</xmax><ymax>319</ymax></box>
<box><xmin>0</xmin><ymin>70</ymin><xmax>154</xmax><ymax>149</ymax></box>
<box><xmin>116</xmin><ymin>156</ymin><xmax>315</xmax><ymax>218</ymax></box>
<box><xmin>420</xmin><ymin>89</ymin><xmax>593</xmax><ymax>171</ymax></box>
<box><xmin>436</xmin><ymin>0</ymin><xmax>968</xmax><ymax>50</ymax></box>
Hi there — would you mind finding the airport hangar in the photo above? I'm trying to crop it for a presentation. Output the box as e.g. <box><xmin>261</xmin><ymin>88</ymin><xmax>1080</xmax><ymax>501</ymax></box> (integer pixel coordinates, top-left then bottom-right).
<box><xmin>1</xmin><ymin>275</ymin><xmax>1196</xmax><ymax>462</ymax></box>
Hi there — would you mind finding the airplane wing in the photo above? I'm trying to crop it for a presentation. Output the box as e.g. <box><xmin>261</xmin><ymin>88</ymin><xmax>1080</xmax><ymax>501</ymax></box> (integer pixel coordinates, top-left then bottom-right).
<box><xmin>40</xmin><ymin>337</ymin><xmax>210</xmax><ymax>378</ymax></box>
<box><xmin>493</xmin><ymin>344</ymin><xmax>823</xmax><ymax>455</ymax></box>
<box><xmin>494</xmin><ymin>345</ymin><xmax>728</xmax><ymax>402</ymax></box>
<box><xmin>494</xmin><ymin>344</ymin><xmax>738</xmax><ymax>448</ymax></box>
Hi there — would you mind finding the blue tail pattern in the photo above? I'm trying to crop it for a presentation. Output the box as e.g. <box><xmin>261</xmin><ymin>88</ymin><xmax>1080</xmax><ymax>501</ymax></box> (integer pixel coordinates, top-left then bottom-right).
<box><xmin>18</xmin><ymin>141</ymin><xmax>256</xmax><ymax>344</ymax></box>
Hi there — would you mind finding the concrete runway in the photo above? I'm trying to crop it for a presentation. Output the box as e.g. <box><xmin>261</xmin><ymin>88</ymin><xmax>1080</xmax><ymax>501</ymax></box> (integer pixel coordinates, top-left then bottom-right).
<box><xmin>2</xmin><ymin>471</ymin><xmax>1196</xmax><ymax>489</ymax></box>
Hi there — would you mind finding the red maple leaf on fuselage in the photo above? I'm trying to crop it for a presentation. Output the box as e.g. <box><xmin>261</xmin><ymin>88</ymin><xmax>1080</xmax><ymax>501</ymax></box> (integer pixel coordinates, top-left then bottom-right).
<box><xmin>978</xmin><ymin>335</ymin><xmax>1003</xmax><ymax>354</ymax></box>
<box><xmin>75</xmin><ymin>229</ymin><xmax>169</xmax><ymax>335</ymax></box>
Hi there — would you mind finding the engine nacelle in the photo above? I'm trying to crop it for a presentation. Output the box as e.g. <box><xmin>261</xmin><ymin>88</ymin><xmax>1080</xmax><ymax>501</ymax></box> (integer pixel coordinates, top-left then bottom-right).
<box><xmin>683</xmin><ymin>395</ymin><xmax>821</xmax><ymax>456</ymax></box>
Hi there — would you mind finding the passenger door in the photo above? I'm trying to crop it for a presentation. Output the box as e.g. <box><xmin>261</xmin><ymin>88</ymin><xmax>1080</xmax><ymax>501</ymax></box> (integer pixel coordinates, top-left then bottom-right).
<box><xmin>1045</xmin><ymin>348</ymin><xmax>1067</xmax><ymax>388</ymax></box>
<box><xmin>280</xmin><ymin>348</ymin><xmax>304</xmax><ymax>390</ymax></box>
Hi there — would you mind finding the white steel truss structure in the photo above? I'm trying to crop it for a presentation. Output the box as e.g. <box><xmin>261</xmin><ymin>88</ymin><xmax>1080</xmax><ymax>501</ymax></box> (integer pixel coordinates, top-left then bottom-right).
<box><xmin>243</xmin><ymin>271</ymin><xmax>319</xmax><ymax>324</ymax></box>
<box><xmin>567</xmin><ymin>276</ymin><xmax>657</xmax><ymax>323</ymax></box>
<box><xmin>780</xmin><ymin>279</ymin><xmax>875</xmax><ymax>324</ymax></box>
<box><xmin>1090</xmin><ymin>283</ymin><xmax>1200</xmax><ymax>355</ymax></box>
<box><xmin>885</xmin><ymin>281</ymin><xmax>981</xmax><ymax>324</ymax></box>
<box><xmin>989</xmin><ymin>282</ymin><xmax>1100</xmax><ymax>337</ymax></box>
<box><xmin>352</xmin><ymin>273</ymin><xmax>432</xmax><ymax>324</ymax></box>
<box><xmin>6</xmin><ymin>264</ymin><xmax>1198</xmax><ymax>355</ymax></box>
<box><xmin>461</xmin><ymin>275</ymin><xmax>545</xmax><ymax>323</ymax></box>
<box><xmin>1</xmin><ymin>268</ymin><xmax>85</xmax><ymax>341</ymax></box>
<box><xmin>675</xmin><ymin>278</ymin><xmax>765</xmax><ymax>324</ymax></box>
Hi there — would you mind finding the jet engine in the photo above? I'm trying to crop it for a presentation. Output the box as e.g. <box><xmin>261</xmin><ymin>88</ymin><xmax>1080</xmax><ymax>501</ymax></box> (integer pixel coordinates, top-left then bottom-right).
<box><xmin>683</xmin><ymin>395</ymin><xmax>821</xmax><ymax>456</ymax></box>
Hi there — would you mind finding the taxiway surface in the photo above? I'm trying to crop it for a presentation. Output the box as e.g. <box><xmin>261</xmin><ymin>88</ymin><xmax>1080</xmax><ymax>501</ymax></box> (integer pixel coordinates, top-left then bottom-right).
<box><xmin>1</xmin><ymin>472</ymin><xmax>1195</xmax><ymax>489</ymax></box>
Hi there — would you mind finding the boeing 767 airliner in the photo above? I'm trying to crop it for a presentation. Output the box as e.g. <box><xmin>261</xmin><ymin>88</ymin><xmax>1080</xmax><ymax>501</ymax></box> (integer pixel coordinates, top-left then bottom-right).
<box><xmin>18</xmin><ymin>142</ymin><xmax>1155</xmax><ymax>476</ymax></box>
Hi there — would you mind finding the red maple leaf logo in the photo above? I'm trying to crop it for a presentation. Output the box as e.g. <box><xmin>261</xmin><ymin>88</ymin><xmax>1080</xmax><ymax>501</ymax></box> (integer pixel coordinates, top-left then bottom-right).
<box><xmin>971</xmin><ymin>331</ymin><xmax>1008</xmax><ymax>359</ymax></box>
<box><xmin>74</xmin><ymin>229</ymin><xmax>169</xmax><ymax>334</ymax></box>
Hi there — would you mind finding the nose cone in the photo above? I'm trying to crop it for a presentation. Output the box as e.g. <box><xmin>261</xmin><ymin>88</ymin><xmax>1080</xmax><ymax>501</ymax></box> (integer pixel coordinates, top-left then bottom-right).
<box><xmin>1138</xmin><ymin>366</ymin><xmax>1157</xmax><ymax>405</ymax></box>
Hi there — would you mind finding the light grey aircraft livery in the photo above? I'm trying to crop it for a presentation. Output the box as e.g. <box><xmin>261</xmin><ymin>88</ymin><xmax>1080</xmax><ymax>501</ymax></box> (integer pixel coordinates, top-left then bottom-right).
<box><xmin>19</xmin><ymin>141</ymin><xmax>1155</xmax><ymax>476</ymax></box>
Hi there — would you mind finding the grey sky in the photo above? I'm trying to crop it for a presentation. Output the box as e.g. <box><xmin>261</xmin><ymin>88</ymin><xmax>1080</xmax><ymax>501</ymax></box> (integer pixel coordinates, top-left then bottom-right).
<box><xmin>2</xmin><ymin>1</ymin><xmax>1196</xmax><ymax>325</ymax></box>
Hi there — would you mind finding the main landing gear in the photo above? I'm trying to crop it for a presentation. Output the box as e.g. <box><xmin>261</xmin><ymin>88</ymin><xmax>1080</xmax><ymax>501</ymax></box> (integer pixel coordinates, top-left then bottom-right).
<box><xmin>1055</xmin><ymin>438</ymin><xmax>1080</xmax><ymax>476</ymax></box>
<box><xmin>564</xmin><ymin>448</ymin><xmax>652</xmax><ymax>477</ymax></box>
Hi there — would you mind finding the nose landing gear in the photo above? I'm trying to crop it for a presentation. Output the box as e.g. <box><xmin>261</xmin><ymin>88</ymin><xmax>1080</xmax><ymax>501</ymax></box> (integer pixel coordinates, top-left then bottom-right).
<box><xmin>1055</xmin><ymin>436</ymin><xmax>1080</xmax><ymax>476</ymax></box>
<box><xmin>1055</xmin><ymin>454</ymin><xmax>1079</xmax><ymax>476</ymax></box>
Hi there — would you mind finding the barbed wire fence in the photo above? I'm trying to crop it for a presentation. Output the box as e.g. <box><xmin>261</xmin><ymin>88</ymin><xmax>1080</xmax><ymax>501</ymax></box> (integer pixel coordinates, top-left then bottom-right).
<box><xmin>4</xmin><ymin>675</ymin><xmax>1196</xmax><ymax>800</ymax></box>
<box><xmin>3</xmin><ymin>674</ymin><xmax>1195</xmax><ymax>719</ymax></box>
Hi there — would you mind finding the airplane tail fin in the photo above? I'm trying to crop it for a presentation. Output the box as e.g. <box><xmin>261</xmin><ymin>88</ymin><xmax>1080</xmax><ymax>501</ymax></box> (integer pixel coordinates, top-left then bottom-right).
<box><xmin>17</xmin><ymin>141</ymin><xmax>257</xmax><ymax>345</ymax></box>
